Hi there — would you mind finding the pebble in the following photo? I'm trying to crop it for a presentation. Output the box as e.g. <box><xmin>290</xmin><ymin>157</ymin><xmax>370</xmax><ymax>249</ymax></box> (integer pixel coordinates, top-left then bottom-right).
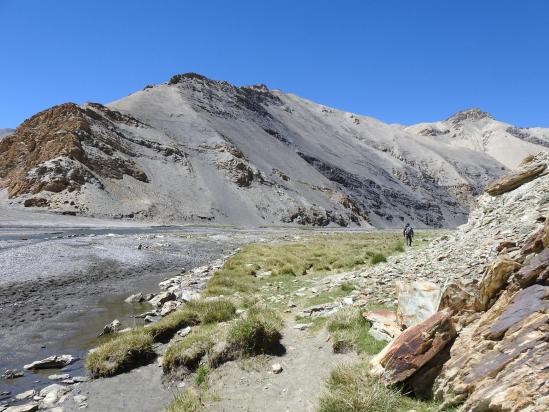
<box><xmin>271</xmin><ymin>363</ymin><xmax>283</xmax><ymax>374</ymax></box>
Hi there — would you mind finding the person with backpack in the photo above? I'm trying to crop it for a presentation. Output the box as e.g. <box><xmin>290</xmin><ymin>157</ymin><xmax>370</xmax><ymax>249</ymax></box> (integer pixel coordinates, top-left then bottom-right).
<box><xmin>403</xmin><ymin>223</ymin><xmax>414</xmax><ymax>246</ymax></box>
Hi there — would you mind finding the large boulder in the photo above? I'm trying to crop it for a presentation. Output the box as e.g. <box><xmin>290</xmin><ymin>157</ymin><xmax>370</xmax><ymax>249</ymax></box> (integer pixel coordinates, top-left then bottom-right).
<box><xmin>485</xmin><ymin>159</ymin><xmax>546</xmax><ymax>196</ymax></box>
<box><xmin>379</xmin><ymin>308</ymin><xmax>456</xmax><ymax>386</ymax></box>
<box><xmin>395</xmin><ymin>280</ymin><xmax>441</xmax><ymax>328</ymax></box>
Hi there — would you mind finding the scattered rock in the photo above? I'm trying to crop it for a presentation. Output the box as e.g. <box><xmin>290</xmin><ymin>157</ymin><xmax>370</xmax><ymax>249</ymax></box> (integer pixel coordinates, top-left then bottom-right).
<box><xmin>148</xmin><ymin>291</ymin><xmax>176</xmax><ymax>307</ymax></box>
<box><xmin>47</xmin><ymin>373</ymin><xmax>70</xmax><ymax>381</ymax></box>
<box><xmin>15</xmin><ymin>390</ymin><xmax>35</xmax><ymax>400</ymax></box>
<box><xmin>124</xmin><ymin>292</ymin><xmax>144</xmax><ymax>303</ymax></box>
<box><xmin>98</xmin><ymin>319</ymin><xmax>121</xmax><ymax>336</ymax></box>
<box><xmin>24</xmin><ymin>355</ymin><xmax>77</xmax><ymax>370</ymax></box>
<box><xmin>71</xmin><ymin>376</ymin><xmax>90</xmax><ymax>383</ymax></box>
<box><xmin>177</xmin><ymin>326</ymin><xmax>192</xmax><ymax>337</ymax></box>
<box><xmin>294</xmin><ymin>324</ymin><xmax>309</xmax><ymax>331</ymax></box>
<box><xmin>271</xmin><ymin>363</ymin><xmax>283</xmax><ymax>374</ymax></box>
<box><xmin>363</xmin><ymin>310</ymin><xmax>401</xmax><ymax>341</ymax></box>
<box><xmin>73</xmin><ymin>394</ymin><xmax>87</xmax><ymax>406</ymax></box>
<box><xmin>160</xmin><ymin>300</ymin><xmax>180</xmax><ymax>316</ymax></box>
<box><xmin>38</xmin><ymin>384</ymin><xmax>70</xmax><ymax>409</ymax></box>
<box><xmin>1</xmin><ymin>369</ymin><xmax>23</xmax><ymax>380</ymax></box>
<box><xmin>4</xmin><ymin>403</ymin><xmax>38</xmax><ymax>412</ymax></box>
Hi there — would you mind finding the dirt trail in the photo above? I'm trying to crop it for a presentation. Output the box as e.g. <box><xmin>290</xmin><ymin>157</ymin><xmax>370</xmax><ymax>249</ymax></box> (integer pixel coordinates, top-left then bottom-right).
<box><xmin>203</xmin><ymin>316</ymin><xmax>358</xmax><ymax>412</ymax></box>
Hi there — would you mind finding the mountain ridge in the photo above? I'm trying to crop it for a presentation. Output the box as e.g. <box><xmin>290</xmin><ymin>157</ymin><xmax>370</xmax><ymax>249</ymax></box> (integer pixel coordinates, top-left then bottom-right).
<box><xmin>0</xmin><ymin>73</ymin><xmax>547</xmax><ymax>228</ymax></box>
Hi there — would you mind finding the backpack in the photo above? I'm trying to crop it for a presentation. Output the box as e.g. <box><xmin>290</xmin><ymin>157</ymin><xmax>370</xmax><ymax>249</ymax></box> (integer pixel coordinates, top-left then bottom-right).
<box><xmin>404</xmin><ymin>226</ymin><xmax>414</xmax><ymax>237</ymax></box>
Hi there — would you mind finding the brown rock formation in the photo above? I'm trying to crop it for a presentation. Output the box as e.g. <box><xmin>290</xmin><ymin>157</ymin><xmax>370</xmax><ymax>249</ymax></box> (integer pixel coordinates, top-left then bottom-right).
<box><xmin>0</xmin><ymin>102</ymin><xmax>149</xmax><ymax>199</ymax></box>
<box><xmin>379</xmin><ymin>308</ymin><xmax>456</xmax><ymax>386</ymax></box>
<box><xmin>433</xmin><ymin>223</ymin><xmax>549</xmax><ymax>411</ymax></box>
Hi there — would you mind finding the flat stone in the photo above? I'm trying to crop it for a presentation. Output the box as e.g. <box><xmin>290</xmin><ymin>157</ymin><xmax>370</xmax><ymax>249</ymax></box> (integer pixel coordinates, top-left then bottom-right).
<box><xmin>24</xmin><ymin>355</ymin><xmax>77</xmax><ymax>370</ymax></box>
<box><xmin>15</xmin><ymin>390</ymin><xmax>35</xmax><ymax>400</ymax></box>
<box><xmin>4</xmin><ymin>403</ymin><xmax>38</xmax><ymax>412</ymax></box>
<box><xmin>47</xmin><ymin>373</ymin><xmax>70</xmax><ymax>381</ymax></box>
<box><xmin>487</xmin><ymin>284</ymin><xmax>549</xmax><ymax>340</ymax></box>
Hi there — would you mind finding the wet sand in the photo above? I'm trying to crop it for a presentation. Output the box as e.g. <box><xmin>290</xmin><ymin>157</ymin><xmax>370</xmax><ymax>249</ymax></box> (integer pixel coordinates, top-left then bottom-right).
<box><xmin>0</xmin><ymin>221</ymin><xmax>255</xmax><ymax>398</ymax></box>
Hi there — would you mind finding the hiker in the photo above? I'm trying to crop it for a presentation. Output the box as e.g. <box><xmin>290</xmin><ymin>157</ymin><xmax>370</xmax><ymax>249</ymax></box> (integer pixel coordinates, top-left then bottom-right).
<box><xmin>403</xmin><ymin>223</ymin><xmax>414</xmax><ymax>246</ymax></box>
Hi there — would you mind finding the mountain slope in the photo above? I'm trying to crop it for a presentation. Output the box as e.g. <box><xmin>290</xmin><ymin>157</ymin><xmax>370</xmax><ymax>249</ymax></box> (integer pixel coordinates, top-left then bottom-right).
<box><xmin>0</xmin><ymin>128</ymin><xmax>14</xmax><ymax>140</ymax></box>
<box><xmin>404</xmin><ymin>108</ymin><xmax>549</xmax><ymax>168</ymax></box>
<box><xmin>0</xmin><ymin>74</ymin><xmax>547</xmax><ymax>227</ymax></box>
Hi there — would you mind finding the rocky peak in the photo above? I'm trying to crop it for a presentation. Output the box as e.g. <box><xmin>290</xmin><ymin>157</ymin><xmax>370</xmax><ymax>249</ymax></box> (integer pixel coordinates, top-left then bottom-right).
<box><xmin>167</xmin><ymin>72</ymin><xmax>211</xmax><ymax>85</ymax></box>
<box><xmin>446</xmin><ymin>108</ymin><xmax>492</xmax><ymax>125</ymax></box>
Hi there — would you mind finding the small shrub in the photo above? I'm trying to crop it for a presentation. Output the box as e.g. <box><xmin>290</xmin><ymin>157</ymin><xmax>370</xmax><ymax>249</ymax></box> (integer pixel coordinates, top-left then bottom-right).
<box><xmin>393</xmin><ymin>241</ymin><xmax>405</xmax><ymax>253</ymax></box>
<box><xmin>227</xmin><ymin>307</ymin><xmax>283</xmax><ymax>356</ymax></box>
<box><xmin>146</xmin><ymin>299</ymin><xmax>235</xmax><ymax>342</ymax></box>
<box><xmin>166</xmin><ymin>389</ymin><xmax>202</xmax><ymax>412</ymax></box>
<box><xmin>370</xmin><ymin>253</ymin><xmax>387</xmax><ymax>265</ymax></box>
<box><xmin>339</xmin><ymin>282</ymin><xmax>355</xmax><ymax>293</ymax></box>
<box><xmin>194</xmin><ymin>364</ymin><xmax>210</xmax><ymax>387</ymax></box>
<box><xmin>327</xmin><ymin>308</ymin><xmax>386</xmax><ymax>355</ymax></box>
<box><xmin>85</xmin><ymin>330</ymin><xmax>154</xmax><ymax>378</ymax></box>
<box><xmin>317</xmin><ymin>363</ymin><xmax>401</xmax><ymax>412</ymax></box>
<box><xmin>146</xmin><ymin>308</ymin><xmax>200</xmax><ymax>343</ymax></box>
<box><xmin>163</xmin><ymin>332</ymin><xmax>214</xmax><ymax>373</ymax></box>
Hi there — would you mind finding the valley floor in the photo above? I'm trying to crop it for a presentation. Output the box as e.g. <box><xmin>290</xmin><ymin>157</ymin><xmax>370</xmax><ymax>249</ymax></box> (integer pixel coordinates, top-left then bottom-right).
<box><xmin>0</xmin><ymin>210</ymin><xmax>442</xmax><ymax>412</ymax></box>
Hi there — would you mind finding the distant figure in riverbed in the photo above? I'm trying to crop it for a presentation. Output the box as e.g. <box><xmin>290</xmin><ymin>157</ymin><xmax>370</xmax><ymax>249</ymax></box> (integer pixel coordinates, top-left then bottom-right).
<box><xmin>403</xmin><ymin>223</ymin><xmax>414</xmax><ymax>246</ymax></box>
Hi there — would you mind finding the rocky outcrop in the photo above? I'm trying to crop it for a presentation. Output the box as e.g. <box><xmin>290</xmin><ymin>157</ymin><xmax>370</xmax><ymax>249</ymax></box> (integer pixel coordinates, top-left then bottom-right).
<box><xmin>432</xmin><ymin>165</ymin><xmax>549</xmax><ymax>410</ymax></box>
<box><xmin>0</xmin><ymin>103</ymin><xmax>150</xmax><ymax>200</ymax></box>
<box><xmin>362</xmin><ymin>153</ymin><xmax>549</xmax><ymax>410</ymax></box>
<box><xmin>23</xmin><ymin>354</ymin><xmax>77</xmax><ymax>370</ymax></box>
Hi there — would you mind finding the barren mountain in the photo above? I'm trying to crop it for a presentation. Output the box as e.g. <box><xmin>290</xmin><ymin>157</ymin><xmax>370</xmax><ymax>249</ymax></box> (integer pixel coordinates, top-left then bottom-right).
<box><xmin>0</xmin><ymin>73</ymin><xmax>546</xmax><ymax>227</ymax></box>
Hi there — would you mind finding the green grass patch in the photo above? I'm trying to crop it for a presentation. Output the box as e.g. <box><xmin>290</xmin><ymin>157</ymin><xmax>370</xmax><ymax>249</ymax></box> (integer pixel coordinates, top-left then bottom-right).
<box><xmin>194</xmin><ymin>364</ymin><xmax>210</xmax><ymax>387</ymax></box>
<box><xmin>370</xmin><ymin>253</ymin><xmax>387</xmax><ymax>265</ymax></box>
<box><xmin>85</xmin><ymin>330</ymin><xmax>154</xmax><ymax>378</ymax></box>
<box><xmin>203</xmin><ymin>232</ymin><xmax>417</xmax><ymax>298</ymax></box>
<box><xmin>166</xmin><ymin>389</ymin><xmax>203</xmax><ymax>412</ymax></box>
<box><xmin>318</xmin><ymin>363</ymin><xmax>445</xmax><ymax>412</ymax></box>
<box><xmin>327</xmin><ymin>308</ymin><xmax>386</xmax><ymax>355</ymax></box>
<box><xmin>163</xmin><ymin>326</ymin><xmax>217</xmax><ymax>373</ymax></box>
<box><xmin>227</xmin><ymin>306</ymin><xmax>284</xmax><ymax>356</ymax></box>
<box><xmin>147</xmin><ymin>299</ymin><xmax>236</xmax><ymax>342</ymax></box>
<box><xmin>295</xmin><ymin>315</ymin><xmax>328</xmax><ymax>333</ymax></box>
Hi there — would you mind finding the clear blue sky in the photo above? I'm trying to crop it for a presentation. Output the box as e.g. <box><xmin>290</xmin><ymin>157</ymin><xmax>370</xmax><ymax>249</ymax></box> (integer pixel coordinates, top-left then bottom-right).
<box><xmin>1</xmin><ymin>0</ymin><xmax>548</xmax><ymax>128</ymax></box>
